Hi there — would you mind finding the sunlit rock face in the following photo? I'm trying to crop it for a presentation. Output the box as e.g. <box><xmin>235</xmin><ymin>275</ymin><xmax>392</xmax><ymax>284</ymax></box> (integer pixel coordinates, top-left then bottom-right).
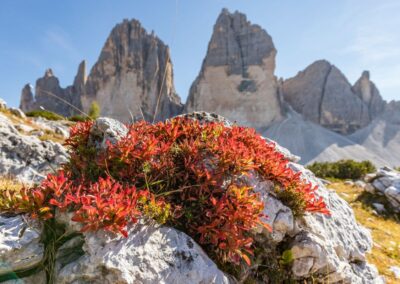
<box><xmin>82</xmin><ymin>19</ymin><xmax>183</xmax><ymax>122</ymax></box>
<box><xmin>186</xmin><ymin>9</ymin><xmax>284</xmax><ymax>129</ymax></box>
<box><xmin>281</xmin><ymin>61</ymin><xmax>386</xmax><ymax>135</ymax></box>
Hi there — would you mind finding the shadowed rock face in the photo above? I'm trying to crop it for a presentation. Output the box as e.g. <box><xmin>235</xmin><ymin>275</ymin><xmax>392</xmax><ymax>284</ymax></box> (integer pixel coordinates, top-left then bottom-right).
<box><xmin>20</xmin><ymin>84</ymin><xmax>35</xmax><ymax>112</ymax></box>
<box><xmin>186</xmin><ymin>9</ymin><xmax>283</xmax><ymax>129</ymax></box>
<box><xmin>82</xmin><ymin>19</ymin><xmax>183</xmax><ymax>122</ymax></box>
<box><xmin>20</xmin><ymin>68</ymin><xmax>84</xmax><ymax>117</ymax></box>
<box><xmin>352</xmin><ymin>70</ymin><xmax>386</xmax><ymax>120</ymax></box>
<box><xmin>20</xmin><ymin>19</ymin><xmax>183</xmax><ymax>122</ymax></box>
<box><xmin>282</xmin><ymin>60</ymin><xmax>386</xmax><ymax>134</ymax></box>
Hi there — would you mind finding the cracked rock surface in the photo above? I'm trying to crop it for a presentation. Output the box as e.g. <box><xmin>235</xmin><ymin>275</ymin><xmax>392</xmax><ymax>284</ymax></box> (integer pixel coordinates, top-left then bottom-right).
<box><xmin>0</xmin><ymin>114</ymin><xmax>384</xmax><ymax>283</ymax></box>
<box><xmin>0</xmin><ymin>114</ymin><xmax>68</xmax><ymax>183</ymax></box>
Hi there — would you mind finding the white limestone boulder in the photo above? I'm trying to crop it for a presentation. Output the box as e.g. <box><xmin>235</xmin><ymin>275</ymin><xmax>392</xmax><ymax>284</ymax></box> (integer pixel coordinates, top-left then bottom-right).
<box><xmin>0</xmin><ymin>215</ymin><xmax>43</xmax><ymax>276</ymax></box>
<box><xmin>287</xmin><ymin>163</ymin><xmax>383</xmax><ymax>283</ymax></box>
<box><xmin>56</xmin><ymin>222</ymin><xmax>231</xmax><ymax>284</ymax></box>
<box><xmin>0</xmin><ymin>114</ymin><xmax>68</xmax><ymax>183</ymax></box>
<box><xmin>368</xmin><ymin>167</ymin><xmax>400</xmax><ymax>212</ymax></box>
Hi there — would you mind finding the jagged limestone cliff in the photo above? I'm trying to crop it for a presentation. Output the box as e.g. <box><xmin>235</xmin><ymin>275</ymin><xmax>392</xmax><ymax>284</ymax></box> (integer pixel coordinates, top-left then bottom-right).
<box><xmin>82</xmin><ymin>19</ymin><xmax>183</xmax><ymax>122</ymax></box>
<box><xmin>282</xmin><ymin>60</ymin><xmax>386</xmax><ymax>134</ymax></box>
<box><xmin>186</xmin><ymin>9</ymin><xmax>283</xmax><ymax>129</ymax></box>
<box><xmin>20</xmin><ymin>67</ymin><xmax>83</xmax><ymax>117</ymax></box>
<box><xmin>20</xmin><ymin>20</ymin><xmax>183</xmax><ymax>122</ymax></box>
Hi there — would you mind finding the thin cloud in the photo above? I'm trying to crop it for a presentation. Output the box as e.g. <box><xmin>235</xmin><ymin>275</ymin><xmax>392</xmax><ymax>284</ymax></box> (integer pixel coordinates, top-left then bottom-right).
<box><xmin>42</xmin><ymin>28</ymin><xmax>81</xmax><ymax>60</ymax></box>
<box><xmin>344</xmin><ymin>31</ymin><xmax>400</xmax><ymax>62</ymax></box>
<box><xmin>338</xmin><ymin>0</ymin><xmax>400</xmax><ymax>100</ymax></box>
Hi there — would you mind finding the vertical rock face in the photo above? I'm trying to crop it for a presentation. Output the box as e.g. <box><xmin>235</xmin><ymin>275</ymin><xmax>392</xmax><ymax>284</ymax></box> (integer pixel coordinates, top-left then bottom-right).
<box><xmin>72</xmin><ymin>60</ymin><xmax>87</xmax><ymax>104</ymax></box>
<box><xmin>282</xmin><ymin>60</ymin><xmax>382</xmax><ymax>134</ymax></box>
<box><xmin>19</xmin><ymin>20</ymin><xmax>182</xmax><ymax>122</ymax></box>
<box><xmin>82</xmin><ymin>19</ymin><xmax>183</xmax><ymax>122</ymax></box>
<box><xmin>186</xmin><ymin>9</ymin><xmax>283</xmax><ymax>129</ymax></box>
<box><xmin>20</xmin><ymin>84</ymin><xmax>35</xmax><ymax>111</ymax></box>
<box><xmin>20</xmin><ymin>66</ymin><xmax>84</xmax><ymax>117</ymax></box>
<box><xmin>352</xmin><ymin>71</ymin><xmax>386</xmax><ymax>121</ymax></box>
<box><xmin>34</xmin><ymin>69</ymin><xmax>71</xmax><ymax>116</ymax></box>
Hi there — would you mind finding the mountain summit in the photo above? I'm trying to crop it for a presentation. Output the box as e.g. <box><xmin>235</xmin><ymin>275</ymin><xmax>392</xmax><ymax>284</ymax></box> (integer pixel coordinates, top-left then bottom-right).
<box><xmin>20</xmin><ymin>19</ymin><xmax>183</xmax><ymax>122</ymax></box>
<box><xmin>18</xmin><ymin>9</ymin><xmax>400</xmax><ymax>167</ymax></box>
<box><xmin>185</xmin><ymin>9</ymin><xmax>284</xmax><ymax>128</ymax></box>
<box><xmin>282</xmin><ymin>60</ymin><xmax>386</xmax><ymax>134</ymax></box>
<box><xmin>82</xmin><ymin>19</ymin><xmax>183</xmax><ymax>121</ymax></box>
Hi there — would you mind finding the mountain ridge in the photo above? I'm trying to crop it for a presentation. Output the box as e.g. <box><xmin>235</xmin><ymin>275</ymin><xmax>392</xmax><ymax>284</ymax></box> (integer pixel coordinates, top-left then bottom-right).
<box><xmin>18</xmin><ymin>8</ymin><xmax>400</xmax><ymax>167</ymax></box>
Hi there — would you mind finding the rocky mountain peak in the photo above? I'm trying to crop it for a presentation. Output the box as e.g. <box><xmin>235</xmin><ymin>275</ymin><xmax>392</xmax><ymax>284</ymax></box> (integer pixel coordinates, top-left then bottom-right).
<box><xmin>361</xmin><ymin>70</ymin><xmax>370</xmax><ymax>80</ymax></box>
<box><xmin>383</xmin><ymin>100</ymin><xmax>400</xmax><ymax>123</ymax></box>
<box><xmin>19</xmin><ymin>84</ymin><xmax>35</xmax><ymax>111</ymax></box>
<box><xmin>20</xmin><ymin>66</ymin><xmax>83</xmax><ymax>117</ymax></box>
<box><xmin>186</xmin><ymin>8</ymin><xmax>283</xmax><ymax>129</ymax></box>
<box><xmin>352</xmin><ymin>70</ymin><xmax>386</xmax><ymax>121</ymax></box>
<box><xmin>44</xmin><ymin>68</ymin><xmax>55</xmax><ymax>78</ymax></box>
<box><xmin>20</xmin><ymin>18</ymin><xmax>183</xmax><ymax>122</ymax></box>
<box><xmin>73</xmin><ymin>60</ymin><xmax>87</xmax><ymax>86</ymax></box>
<box><xmin>72</xmin><ymin>60</ymin><xmax>87</xmax><ymax>100</ymax></box>
<box><xmin>205</xmin><ymin>9</ymin><xmax>276</xmax><ymax>76</ymax></box>
<box><xmin>82</xmin><ymin>18</ymin><xmax>182</xmax><ymax>122</ymax></box>
<box><xmin>282</xmin><ymin>60</ymin><xmax>386</xmax><ymax>134</ymax></box>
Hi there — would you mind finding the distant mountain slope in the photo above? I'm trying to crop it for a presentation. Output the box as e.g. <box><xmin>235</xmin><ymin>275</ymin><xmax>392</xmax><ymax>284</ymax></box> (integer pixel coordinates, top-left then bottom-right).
<box><xmin>20</xmin><ymin>67</ymin><xmax>84</xmax><ymax>117</ymax></box>
<box><xmin>20</xmin><ymin>19</ymin><xmax>183</xmax><ymax>122</ymax></box>
<box><xmin>281</xmin><ymin>61</ymin><xmax>386</xmax><ymax>134</ymax></box>
<box><xmin>264</xmin><ymin>108</ymin><xmax>388</xmax><ymax>167</ymax></box>
<box><xmin>349</xmin><ymin>101</ymin><xmax>400</xmax><ymax>167</ymax></box>
<box><xmin>18</xmin><ymin>8</ymin><xmax>399</xmax><ymax>167</ymax></box>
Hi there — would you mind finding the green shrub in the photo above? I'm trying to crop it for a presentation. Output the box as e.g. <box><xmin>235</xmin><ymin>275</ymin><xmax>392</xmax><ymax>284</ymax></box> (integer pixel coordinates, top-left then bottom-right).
<box><xmin>88</xmin><ymin>102</ymin><xmax>100</xmax><ymax>120</ymax></box>
<box><xmin>68</xmin><ymin>102</ymin><xmax>100</xmax><ymax>122</ymax></box>
<box><xmin>26</xmin><ymin>110</ymin><xmax>64</xmax><ymax>121</ymax></box>
<box><xmin>68</xmin><ymin>115</ymin><xmax>88</xmax><ymax>122</ymax></box>
<box><xmin>307</xmin><ymin>160</ymin><xmax>376</xmax><ymax>180</ymax></box>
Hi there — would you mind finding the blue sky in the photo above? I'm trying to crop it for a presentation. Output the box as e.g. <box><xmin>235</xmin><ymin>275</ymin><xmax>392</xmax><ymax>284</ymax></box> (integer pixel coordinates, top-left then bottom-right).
<box><xmin>1</xmin><ymin>0</ymin><xmax>399</xmax><ymax>107</ymax></box>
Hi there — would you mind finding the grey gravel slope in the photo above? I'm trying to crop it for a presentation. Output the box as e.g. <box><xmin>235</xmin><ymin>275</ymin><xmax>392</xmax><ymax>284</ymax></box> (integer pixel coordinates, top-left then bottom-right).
<box><xmin>349</xmin><ymin>102</ymin><xmax>400</xmax><ymax>167</ymax></box>
<box><xmin>263</xmin><ymin>108</ymin><xmax>388</xmax><ymax>167</ymax></box>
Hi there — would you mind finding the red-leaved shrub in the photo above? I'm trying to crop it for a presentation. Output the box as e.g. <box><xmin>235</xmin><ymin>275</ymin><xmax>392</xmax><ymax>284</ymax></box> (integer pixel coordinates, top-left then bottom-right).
<box><xmin>1</xmin><ymin>117</ymin><xmax>329</xmax><ymax>266</ymax></box>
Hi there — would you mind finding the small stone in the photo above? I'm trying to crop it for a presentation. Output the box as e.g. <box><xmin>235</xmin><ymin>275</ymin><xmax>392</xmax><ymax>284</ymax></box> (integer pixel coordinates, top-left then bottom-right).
<box><xmin>292</xmin><ymin>257</ymin><xmax>314</xmax><ymax>277</ymax></box>
<box><xmin>89</xmin><ymin>117</ymin><xmax>128</xmax><ymax>149</ymax></box>
<box><xmin>55</xmin><ymin>126</ymin><xmax>69</xmax><ymax>138</ymax></box>
<box><xmin>15</xmin><ymin>124</ymin><xmax>34</xmax><ymax>133</ymax></box>
<box><xmin>355</xmin><ymin>180</ymin><xmax>366</xmax><ymax>189</ymax></box>
<box><xmin>0</xmin><ymin>98</ymin><xmax>7</xmax><ymax>109</ymax></box>
<box><xmin>0</xmin><ymin>215</ymin><xmax>44</xmax><ymax>274</ymax></box>
<box><xmin>390</xmin><ymin>266</ymin><xmax>400</xmax><ymax>279</ymax></box>
<box><xmin>30</xmin><ymin>130</ymin><xmax>45</xmax><ymax>137</ymax></box>
<box><xmin>319</xmin><ymin>178</ymin><xmax>332</xmax><ymax>185</ymax></box>
<box><xmin>365</xmin><ymin>183</ymin><xmax>376</xmax><ymax>194</ymax></box>
<box><xmin>9</xmin><ymin>107</ymin><xmax>26</xmax><ymax>119</ymax></box>
<box><xmin>364</xmin><ymin>173</ymin><xmax>377</xmax><ymax>183</ymax></box>
<box><xmin>344</xmin><ymin>180</ymin><xmax>354</xmax><ymax>186</ymax></box>
<box><xmin>372</xmin><ymin>203</ymin><xmax>385</xmax><ymax>213</ymax></box>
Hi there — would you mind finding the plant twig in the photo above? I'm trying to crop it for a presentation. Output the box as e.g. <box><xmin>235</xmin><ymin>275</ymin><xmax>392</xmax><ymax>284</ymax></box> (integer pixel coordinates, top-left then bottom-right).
<box><xmin>35</xmin><ymin>88</ymin><xmax>89</xmax><ymax>118</ymax></box>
